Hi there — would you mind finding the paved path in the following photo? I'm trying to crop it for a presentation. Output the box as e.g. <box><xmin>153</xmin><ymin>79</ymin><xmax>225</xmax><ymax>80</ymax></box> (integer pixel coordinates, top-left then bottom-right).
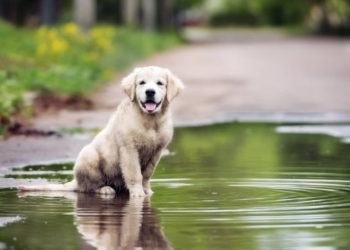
<box><xmin>2</xmin><ymin>31</ymin><xmax>350</xmax><ymax>169</ymax></box>
<box><xmin>34</xmin><ymin>32</ymin><xmax>350</xmax><ymax>128</ymax></box>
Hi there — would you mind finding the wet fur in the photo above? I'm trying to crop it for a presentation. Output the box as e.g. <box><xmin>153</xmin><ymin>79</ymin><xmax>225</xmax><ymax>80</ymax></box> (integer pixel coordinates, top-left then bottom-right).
<box><xmin>18</xmin><ymin>66</ymin><xmax>184</xmax><ymax>197</ymax></box>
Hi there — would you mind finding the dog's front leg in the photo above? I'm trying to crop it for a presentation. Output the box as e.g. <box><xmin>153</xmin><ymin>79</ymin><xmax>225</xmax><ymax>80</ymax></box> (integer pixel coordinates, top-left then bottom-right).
<box><xmin>142</xmin><ymin>149</ymin><xmax>162</xmax><ymax>195</ymax></box>
<box><xmin>120</xmin><ymin>146</ymin><xmax>145</xmax><ymax>197</ymax></box>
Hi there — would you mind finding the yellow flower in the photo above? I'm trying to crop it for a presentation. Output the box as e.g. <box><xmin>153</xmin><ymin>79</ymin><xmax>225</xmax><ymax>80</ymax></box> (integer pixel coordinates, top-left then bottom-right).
<box><xmin>35</xmin><ymin>24</ymin><xmax>117</xmax><ymax>60</ymax></box>
<box><xmin>36</xmin><ymin>26</ymin><xmax>48</xmax><ymax>40</ymax></box>
<box><xmin>51</xmin><ymin>38</ymin><xmax>69</xmax><ymax>54</ymax></box>
<box><xmin>90</xmin><ymin>26</ymin><xmax>116</xmax><ymax>51</ymax></box>
<box><xmin>62</xmin><ymin>22</ymin><xmax>80</xmax><ymax>37</ymax></box>
<box><xmin>95</xmin><ymin>37</ymin><xmax>110</xmax><ymax>50</ymax></box>
<box><xmin>98</xmin><ymin>27</ymin><xmax>116</xmax><ymax>38</ymax></box>
<box><xmin>48</xmin><ymin>29</ymin><xmax>59</xmax><ymax>41</ymax></box>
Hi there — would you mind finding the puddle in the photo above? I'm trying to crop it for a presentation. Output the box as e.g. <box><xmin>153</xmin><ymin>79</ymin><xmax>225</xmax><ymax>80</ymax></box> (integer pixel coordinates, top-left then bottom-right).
<box><xmin>0</xmin><ymin>216</ymin><xmax>25</xmax><ymax>228</ymax></box>
<box><xmin>277</xmin><ymin>125</ymin><xmax>350</xmax><ymax>144</ymax></box>
<box><xmin>1</xmin><ymin>122</ymin><xmax>350</xmax><ymax>249</ymax></box>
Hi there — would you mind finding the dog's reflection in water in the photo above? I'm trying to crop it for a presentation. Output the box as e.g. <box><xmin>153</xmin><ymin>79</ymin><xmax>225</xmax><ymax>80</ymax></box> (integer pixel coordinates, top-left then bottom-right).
<box><xmin>76</xmin><ymin>194</ymin><xmax>170</xmax><ymax>249</ymax></box>
<box><xmin>18</xmin><ymin>192</ymin><xmax>170</xmax><ymax>249</ymax></box>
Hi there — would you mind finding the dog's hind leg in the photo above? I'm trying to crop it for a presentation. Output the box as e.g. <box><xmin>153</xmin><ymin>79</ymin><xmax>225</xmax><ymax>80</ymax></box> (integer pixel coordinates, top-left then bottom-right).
<box><xmin>18</xmin><ymin>179</ymin><xmax>78</xmax><ymax>192</ymax></box>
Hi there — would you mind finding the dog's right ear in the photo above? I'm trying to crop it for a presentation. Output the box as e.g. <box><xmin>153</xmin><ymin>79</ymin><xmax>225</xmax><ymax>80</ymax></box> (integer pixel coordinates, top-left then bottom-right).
<box><xmin>121</xmin><ymin>71</ymin><xmax>136</xmax><ymax>101</ymax></box>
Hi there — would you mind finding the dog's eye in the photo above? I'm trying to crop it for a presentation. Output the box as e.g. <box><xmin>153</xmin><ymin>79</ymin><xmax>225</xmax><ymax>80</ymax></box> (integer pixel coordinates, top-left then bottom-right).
<box><xmin>157</xmin><ymin>81</ymin><xmax>164</xmax><ymax>86</ymax></box>
<box><xmin>139</xmin><ymin>81</ymin><xmax>146</xmax><ymax>85</ymax></box>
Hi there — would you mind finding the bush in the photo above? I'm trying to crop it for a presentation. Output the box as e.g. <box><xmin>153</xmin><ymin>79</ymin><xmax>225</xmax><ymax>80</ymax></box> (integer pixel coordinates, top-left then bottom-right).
<box><xmin>210</xmin><ymin>0</ymin><xmax>350</xmax><ymax>33</ymax></box>
<box><xmin>0</xmin><ymin>71</ymin><xmax>25</xmax><ymax>121</ymax></box>
<box><xmin>210</xmin><ymin>0</ymin><xmax>311</xmax><ymax>27</ymax></box>
<box><xmin>210</xmin><ymin>1</ymin><xmax>259</xmax><ymax>26</ymax></box>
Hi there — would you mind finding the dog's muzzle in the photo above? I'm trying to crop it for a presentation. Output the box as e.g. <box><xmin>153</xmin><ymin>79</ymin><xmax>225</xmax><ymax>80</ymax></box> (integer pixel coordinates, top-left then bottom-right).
<box><xmin>140</xmin><ymin>89</ymin><xmax>161</xmax><ymax>113</ymax></box>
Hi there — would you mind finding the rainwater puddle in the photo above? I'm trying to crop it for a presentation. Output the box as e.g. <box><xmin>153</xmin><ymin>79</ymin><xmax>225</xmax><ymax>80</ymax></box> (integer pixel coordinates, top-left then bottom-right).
<box><xmin>1</xmin><ymin>122</ymin><xmax>350</xmax><ymax>249</ymax></box>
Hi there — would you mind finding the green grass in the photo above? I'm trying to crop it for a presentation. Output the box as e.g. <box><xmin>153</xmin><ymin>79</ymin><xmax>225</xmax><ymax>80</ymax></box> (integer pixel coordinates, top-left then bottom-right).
<box><xmin>0</xmin><ymin>21</ymin><xmax>181</xmax><ymax>133</ymax></box>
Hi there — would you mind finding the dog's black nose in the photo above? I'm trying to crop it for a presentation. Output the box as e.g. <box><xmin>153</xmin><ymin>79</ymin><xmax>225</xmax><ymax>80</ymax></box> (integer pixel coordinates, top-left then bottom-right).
<box><xmin>146</xmin><ymin>89</ymin><xmax>155</xmax><ymax>97</ymax></box>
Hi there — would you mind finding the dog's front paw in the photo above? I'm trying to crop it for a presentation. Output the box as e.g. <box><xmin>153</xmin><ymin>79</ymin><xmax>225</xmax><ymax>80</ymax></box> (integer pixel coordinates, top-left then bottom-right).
<box><xmin>97</xmin><ymin>186</ymin><xmax>116</xmax><ymax>196</ymax></box>
<box><xmin>129</xmin><ymin>188</ymin><xmax>145</xmax><ymax>198</ymax></box>
<box><xmin>145</xmin><ymin>189</ymin><xmax>154</xmax><ymax>196</ymax></box>
<box><xmin>143</xmin><ymin>181</ymin><xmax>153</xmax><ymax>196</ymax></box>
<box><xmin>144</xmin><ymin>187</ymin><xmax>154</xmax><ymax>196</ymax></box>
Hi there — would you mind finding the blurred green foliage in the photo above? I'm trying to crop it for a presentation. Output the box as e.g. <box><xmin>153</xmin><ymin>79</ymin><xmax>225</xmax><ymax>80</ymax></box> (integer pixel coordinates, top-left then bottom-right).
<box><xmin>0</xmin><ymin>71</ymin><xmax>25</xmax><ymax>125</ymax></box>
<box><xmin>172</xmin><ymin>0</ymin><xmax>206</xmax><ymax>10</ymax></box>
<box><xmin>0</xmin><ymin>21</ymin><xmax>181</xmax><ymax>133</ymax></box>
<box><xmin>211</xmin><ymin>0</ymin><xmax>312</xmax><ymax>26</ymax></box>
<box><xmin>210</xmin><ymin>0</ymin><xmax>350</xmax><ymax>34</ymax></box>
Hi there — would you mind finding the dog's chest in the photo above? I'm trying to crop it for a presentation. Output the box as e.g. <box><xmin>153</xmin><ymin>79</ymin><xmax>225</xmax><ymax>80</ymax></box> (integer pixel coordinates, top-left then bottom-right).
<box><xmin>135</xmin><ymin>129</ymin><xmax>164</xmax><ymax>151</ymax></box>
<box><xmin>133</xmin><ymin>122</ymin><xmax>170</xmax><ymax>147</ymax></box>
<box><xmin>137</xmin><ymin>137</ymin><xmax>161</xmax><ymax>171</ymax></box>
<box><xmin>134</xmin><ymin>127</ymin><xmax>169</xmax><ymax>168</ymax></box>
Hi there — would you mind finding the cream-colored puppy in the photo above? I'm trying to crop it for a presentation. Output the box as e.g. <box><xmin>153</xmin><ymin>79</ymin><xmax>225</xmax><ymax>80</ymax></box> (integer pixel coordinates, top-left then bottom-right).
<box><xmin>18</xmin><ymin>66</ymin><xmax>184</xmax><ymax>197</ymax></box>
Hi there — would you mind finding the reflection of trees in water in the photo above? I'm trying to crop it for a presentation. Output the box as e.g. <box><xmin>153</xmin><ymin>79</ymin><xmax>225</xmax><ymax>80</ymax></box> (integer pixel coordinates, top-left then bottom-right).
<box><xmin>169</xmin><ymin>123</ymin><xmax>350</xmax><ymax>179</ymax></box>
<box><xmin>277</xmin><ymin>133</ymin><xmax>350</xmax><ymax>175</ymax></box>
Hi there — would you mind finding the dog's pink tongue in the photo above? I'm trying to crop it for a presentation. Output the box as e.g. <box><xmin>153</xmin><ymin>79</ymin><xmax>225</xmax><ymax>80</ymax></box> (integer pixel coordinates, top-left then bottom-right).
<box><xmin>145</xmin><ymin>103</ymin><xmax>156</xmax><ymax>111</ymax></box>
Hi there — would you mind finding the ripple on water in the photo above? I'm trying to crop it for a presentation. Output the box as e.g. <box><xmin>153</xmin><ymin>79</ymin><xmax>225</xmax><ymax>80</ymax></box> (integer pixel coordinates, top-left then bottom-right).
<box><xmin>156</xmin><ymin>177</ymin><xmax>350</xmax><ymax>230</ymax></box>
<box><xmin>252</xmin><ymin>179</ymin><xmax>345</xmax><ymax>226</ymax></box>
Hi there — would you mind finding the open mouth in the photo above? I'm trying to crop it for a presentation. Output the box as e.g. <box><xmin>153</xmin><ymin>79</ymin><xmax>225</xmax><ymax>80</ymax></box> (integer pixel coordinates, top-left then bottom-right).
<box><xmin>141</xmin><ymin>100</ymin><xmax>161</xmax><ymax>113</ymax></box>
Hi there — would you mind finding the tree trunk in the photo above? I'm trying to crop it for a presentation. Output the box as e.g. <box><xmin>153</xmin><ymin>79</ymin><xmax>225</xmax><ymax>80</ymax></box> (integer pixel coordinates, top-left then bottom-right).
<box><xmin>0</xmin><ymin>0</ymin><xmax>5</xmax><ymax>19</ymax></box>
<box><xmin>157</xmin><ymin>0</ymin><xmax>173</xmax><ymax>30</ymax></box>
<box><xmin>141</xmin><ymin>0</ymin><xmax>156</xmax><ymax>31</ymax></box>
<box><xmin>122</xmin><ymin>0</ymin><xmax>138</xmax><ymax>27</ymax></box>
<box><xmin>40</xmin><ymin>0</ymin><xmax>56</xmax><ymax>26</ymax></box>
<box><xmin>73</xmin><ymin>0</ymin><xmax>96</xmax><ymax>31</ymax></box>
<box><xmin>319</xmin><ymin>1</ymin><xmax>330</xmax><ymax>32</ymax></box>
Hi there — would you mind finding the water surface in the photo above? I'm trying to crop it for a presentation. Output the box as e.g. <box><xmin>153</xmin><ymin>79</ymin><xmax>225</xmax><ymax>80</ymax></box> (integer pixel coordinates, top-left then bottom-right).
<box><xmin>1</xmin><ymin>122</ymin><xmax>350</xmax><ymax>249</ymax></box>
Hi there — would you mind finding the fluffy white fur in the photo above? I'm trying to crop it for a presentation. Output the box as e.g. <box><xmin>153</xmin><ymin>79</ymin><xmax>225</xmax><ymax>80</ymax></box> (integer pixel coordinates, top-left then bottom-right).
<box><xmin>18</xmin><ymin>66</ymin><xmax>184</xmax><ymax>197</ymax></box>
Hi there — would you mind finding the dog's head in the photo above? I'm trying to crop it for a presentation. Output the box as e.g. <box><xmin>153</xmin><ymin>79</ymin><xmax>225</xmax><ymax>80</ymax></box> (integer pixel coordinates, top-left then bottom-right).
<box><xmin>121</xmin><ymin>66</ymin><xmax>184</xmax><ymax>114</ymax></box>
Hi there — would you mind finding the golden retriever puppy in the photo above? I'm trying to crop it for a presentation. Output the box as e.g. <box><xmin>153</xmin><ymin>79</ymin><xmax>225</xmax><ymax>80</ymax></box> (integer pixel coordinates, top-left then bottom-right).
<box><xmin>18</xmin><ymin>66</ymin><xmax>184</xmax><ymax>197</ymax></box>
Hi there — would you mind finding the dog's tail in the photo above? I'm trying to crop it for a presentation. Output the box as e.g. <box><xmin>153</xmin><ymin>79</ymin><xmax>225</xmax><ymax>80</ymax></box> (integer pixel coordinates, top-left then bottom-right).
<box><xmin>18</xmin><ymin>180</ymin><xmax>78</xmax><ymax>192</ymax></box>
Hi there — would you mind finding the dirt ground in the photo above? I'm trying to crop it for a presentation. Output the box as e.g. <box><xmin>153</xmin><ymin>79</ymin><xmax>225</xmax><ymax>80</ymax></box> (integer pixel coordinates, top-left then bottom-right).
<box><xmin>1</xmin><ymin>31</ymin><xmax>350</xmax><ymax>169</ymax></box>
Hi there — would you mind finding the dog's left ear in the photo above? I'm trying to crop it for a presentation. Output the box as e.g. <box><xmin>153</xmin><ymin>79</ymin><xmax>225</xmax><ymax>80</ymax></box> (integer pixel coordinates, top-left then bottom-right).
<box><xmin>166</xmin><ymin>69</ymin><xmax>184</xmax><ymax>102</ymax></box>
<box><xmin>121</xmin><ymin>71</ymin><xmax>137</xmax><ymax>101</ymax></box>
